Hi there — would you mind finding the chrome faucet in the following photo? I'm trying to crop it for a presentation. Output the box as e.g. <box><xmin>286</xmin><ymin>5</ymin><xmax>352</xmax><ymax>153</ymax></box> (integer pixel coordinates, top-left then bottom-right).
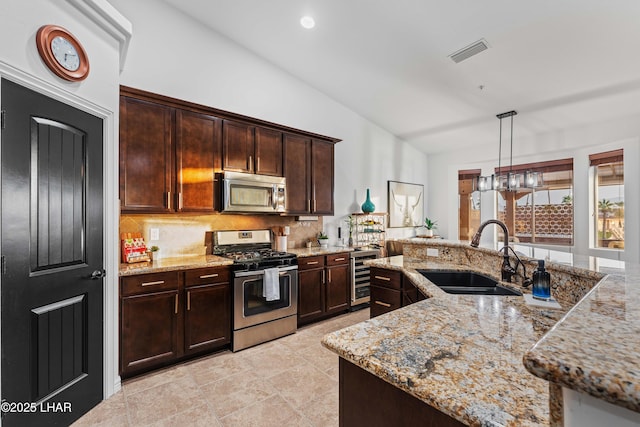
<box><xmin>470</xmin><ymin>219</ymin><xmax>517</xmax><ymax>282</ymax></box>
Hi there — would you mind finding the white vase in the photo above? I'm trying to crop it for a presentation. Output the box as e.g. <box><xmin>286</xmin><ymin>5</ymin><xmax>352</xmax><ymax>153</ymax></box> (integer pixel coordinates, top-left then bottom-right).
<box><xmin>424</xmin><ymin>229</ymin><xmax>434</xmax><ymax>237</ymax></box>
<box><xmin>318</xmin><ymin>238</ymin><xmax>329</xmax><ymax>248</ymax></box>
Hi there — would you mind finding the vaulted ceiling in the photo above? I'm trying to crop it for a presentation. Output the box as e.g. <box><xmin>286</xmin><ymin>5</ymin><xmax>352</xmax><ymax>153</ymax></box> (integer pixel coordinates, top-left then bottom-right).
<box><xmin>164</xmin><ymin>0</ymin><xmax>640</xmax><ymax>154</ymax></box>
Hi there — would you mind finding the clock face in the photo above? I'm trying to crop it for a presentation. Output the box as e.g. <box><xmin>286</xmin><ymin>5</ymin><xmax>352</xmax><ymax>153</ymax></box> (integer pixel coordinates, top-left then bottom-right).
<box><xmin>51</xmin><ymin>36</ymin><xmax>80</xmax><ymax>71</ymax></box>
<box><xmin>36</xmin><ymin>25</ymin><xmax>89</xmax><ymax>82</ymax></box>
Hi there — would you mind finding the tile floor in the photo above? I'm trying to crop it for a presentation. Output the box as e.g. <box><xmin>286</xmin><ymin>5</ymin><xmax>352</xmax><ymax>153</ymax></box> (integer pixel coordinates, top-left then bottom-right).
<box><xmin>73</xmin><ymin>308</ymin><xmax>370</xmax><ymax>427</ymax></box>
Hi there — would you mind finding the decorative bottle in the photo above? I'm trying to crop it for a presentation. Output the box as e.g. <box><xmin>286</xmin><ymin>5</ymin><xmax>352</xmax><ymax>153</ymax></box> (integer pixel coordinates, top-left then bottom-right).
<box><xmin>532</xmin><ymin>259</ymin><xmax>551</xmax><ymax>300</ymax></box>
<box><xmin>361</xmin><ymin>188</ymin><xmax>375</xmax><ymax>214</ymax></box>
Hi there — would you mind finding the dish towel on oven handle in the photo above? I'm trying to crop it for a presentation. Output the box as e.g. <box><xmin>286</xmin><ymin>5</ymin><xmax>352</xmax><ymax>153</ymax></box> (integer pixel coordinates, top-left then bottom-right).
<box><xmin>263</xmin><ymin>267</ymin><xmax>280</xmax><ymax>301</ymax></box>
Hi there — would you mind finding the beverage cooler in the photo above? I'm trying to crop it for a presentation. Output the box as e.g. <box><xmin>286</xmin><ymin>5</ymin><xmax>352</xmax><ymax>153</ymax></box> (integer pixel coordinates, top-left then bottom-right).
<box><xmin>350</xmin><ymin>249</ymin><xmax>380</xmax><ymax>308</ymax></box>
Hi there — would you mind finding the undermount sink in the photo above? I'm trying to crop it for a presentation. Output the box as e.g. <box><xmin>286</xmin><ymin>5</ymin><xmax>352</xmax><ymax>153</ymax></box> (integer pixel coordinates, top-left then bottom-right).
<box><xmin>417</xmin><ymin>270</ymin><xmax>522</xmax><ymax>296</ymax></box>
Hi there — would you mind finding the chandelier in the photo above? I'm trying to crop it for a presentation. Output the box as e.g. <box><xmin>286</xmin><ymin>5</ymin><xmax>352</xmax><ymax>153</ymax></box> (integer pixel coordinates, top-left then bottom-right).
<box><xmin>476</xmin><ymin>110</ymin><xmax>543</xmax><ymax>192</ymax></box>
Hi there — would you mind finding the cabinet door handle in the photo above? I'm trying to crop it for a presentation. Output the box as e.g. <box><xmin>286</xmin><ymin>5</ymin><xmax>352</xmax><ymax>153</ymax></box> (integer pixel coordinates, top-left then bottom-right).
<box><xmin>322</xmin><ymin>270</ymin><xmax>326</xmax><ymax>284</ymax></box>
<box><xmin>249</xmin><ymin>155</ymin><xmax>253</xmax><ymax>172</ymax></box>
<box><xmin>167</xmin><ymin>191</ymin><xmax>171</xmax><ymax>210</ymax></box>
<box><xmin>306</xmin><ymin>261</ymin><xmax>319</xmax><ymax>265</ymax></box>
<box><xmin>307</xmin><ymin>200</ymin><xmax>311</xmax><ymax>211</ymax></box>
<box><xmin>187</xmin><ymin>291</ymin><xmax>191</xmax><ymax>311</ymax></box>
<box><xmin>313</xmin><ymin>199</ymin><xmax>317</xmax><ymax>212</ymax></box>
<box><xmin>199</xmin><ymin>273</ymin><xmax>219</xmax><ymax>279</ymax></box>
<box><xmin>375</xmin><ymin>300</ymin><xmax>391</xmax><ymax>308</ymax></box>
<box><xmin>178</xmin><ymin>192</ymin><xmax>183</xmax><ymax>210</ymax></box>
<box><xmin>374</xmin><ymin>276</ymin><xmax>391</xmax><ymax>281</ymax></box>
<box><xmin>174</xmin><ymin>294</ymin><xmax>178</xmax><ymax>314</ymax></box>
<box><xmin>334</xmin><ymin>257</ymin><xmax>345</xmax><ymax>262</ymax></box>
<box><xmin>256</xmin><ymin>156</ymin><xmax>260</xmax><ymax>172</ymax></box>
<box><xmin>328</xmin><ymin>269</ymin><xmax>332</xmax><ymax>283</ymax></box>
<box><xmin>141</xmin><ymin>280</ymin><xmax>165</xmax><ymax>287</ymax></box>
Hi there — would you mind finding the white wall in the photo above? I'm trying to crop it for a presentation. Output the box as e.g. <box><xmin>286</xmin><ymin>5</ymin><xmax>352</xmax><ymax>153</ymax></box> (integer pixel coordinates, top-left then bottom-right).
<box><xmin>428</xmin><ymin>113</ymin><xmax>640</xmax><ymax>263</ymax></box>
<box><xmin>109</xmin><ymin>0</ymin><xmax>429</xmax><ymax>243</ymax></box>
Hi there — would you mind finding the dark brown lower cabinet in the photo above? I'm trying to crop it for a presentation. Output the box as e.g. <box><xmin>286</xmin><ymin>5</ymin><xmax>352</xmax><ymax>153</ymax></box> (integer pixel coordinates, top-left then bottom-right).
<box><xmin>120</xmin><ymin>267</ymin><xmax>231</xmax><ymax>378</ymax></box>
<box><xmin>121</xmin><ymin>290</ymin><xmax>180</xmax><ymax>376</ymax></box>
<box><xmin>297</xmin><ymin>253</ymin><xmax>350</xmax><ymax>326</ymax></box>
<box><xmin>339</xmin><ymin>358</ymin><xmax>465</xmax><ymax>427</ymax></box>
<box><xmin>298</xmin><ymin>267</ymin><xmax>325</xmax><ymax>324</ymax></box>
<box><xmin>184</xmin><ymin>282</ymin><xmax>231</xmax><ymax>356</ymax></box>
<box><xmin>370</xmin><ymin>267</ymin><xmax>427</xmax><ymax>318</ymax></box>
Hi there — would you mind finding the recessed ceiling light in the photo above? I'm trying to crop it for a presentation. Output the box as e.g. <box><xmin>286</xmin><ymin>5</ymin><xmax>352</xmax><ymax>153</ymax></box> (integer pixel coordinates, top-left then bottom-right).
<box><xmin>300</xmin><ymin>16</ymin><xmax>315</xmax><ymax>29</ymax></box>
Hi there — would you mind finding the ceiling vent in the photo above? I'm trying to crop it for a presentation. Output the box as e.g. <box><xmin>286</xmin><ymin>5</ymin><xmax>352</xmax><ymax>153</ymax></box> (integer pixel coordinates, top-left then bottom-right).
<box><xmin>449</xmin><ymin>39</ymin><xmax>489</xmax><ymax>63</ymax></box>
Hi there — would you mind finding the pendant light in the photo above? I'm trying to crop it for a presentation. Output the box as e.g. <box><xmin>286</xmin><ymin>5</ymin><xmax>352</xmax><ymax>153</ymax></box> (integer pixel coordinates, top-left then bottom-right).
<box><xmin>476</xmin><ymin>110</ymin><xmax>543</xmax><ymax>192</ymax></box>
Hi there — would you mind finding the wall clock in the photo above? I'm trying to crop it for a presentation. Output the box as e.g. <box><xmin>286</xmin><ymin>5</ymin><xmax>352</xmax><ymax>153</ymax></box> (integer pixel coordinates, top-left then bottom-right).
<box><xmin>36</xmin><ymin>25</ymin><xmax>90</xmax><ymax>82</ymax></box>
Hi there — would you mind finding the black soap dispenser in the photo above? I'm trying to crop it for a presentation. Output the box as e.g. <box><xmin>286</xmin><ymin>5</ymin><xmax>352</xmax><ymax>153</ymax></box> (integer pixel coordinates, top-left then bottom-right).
<box><xmin>532</xmin><ymin>259</ymin><xmax>551</xmax><ymax>300</ymax></box>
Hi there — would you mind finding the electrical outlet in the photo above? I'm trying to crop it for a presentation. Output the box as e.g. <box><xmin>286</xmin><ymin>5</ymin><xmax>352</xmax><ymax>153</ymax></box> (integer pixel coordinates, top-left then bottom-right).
<box><xmin>150</xmin><ymin>228</ymin><xmax>160</xmax><ymax>241</ymax></box>
<box><xmin>426</xmin><ymin>248</ymin><xmax>439</xmax><ymax>257</ymax></box>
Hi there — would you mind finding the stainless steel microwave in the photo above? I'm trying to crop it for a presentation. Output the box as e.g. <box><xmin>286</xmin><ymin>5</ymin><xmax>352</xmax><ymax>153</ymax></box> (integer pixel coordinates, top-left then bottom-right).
<box><xmin>221</xmin><ymin>171</ymin><xmax>286</xmax><ymax>213</ymax></box>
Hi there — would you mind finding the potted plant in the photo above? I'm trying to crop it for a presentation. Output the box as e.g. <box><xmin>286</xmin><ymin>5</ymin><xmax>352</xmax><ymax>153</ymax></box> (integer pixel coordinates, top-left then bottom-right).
<box><xmin>317</xmin><ymin>231</ymin><xmax>329</xmax><ymax>248</ymax></box>
<box><xmin>147</xmin><ymin>245</ymin><xmax>159</xmax><ymax>261</ymax></box>
<box><xmin>424</xmin><ymin>218</ymin><xmax>438</xmax><ymax>237</ymax></box>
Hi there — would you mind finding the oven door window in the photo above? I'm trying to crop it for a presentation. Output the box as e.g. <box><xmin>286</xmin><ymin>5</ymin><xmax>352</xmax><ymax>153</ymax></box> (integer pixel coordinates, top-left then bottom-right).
<box><xmin>242</xmin><ymin>274</ymin><xmax>290</xmax><ymax>316</ymax></box>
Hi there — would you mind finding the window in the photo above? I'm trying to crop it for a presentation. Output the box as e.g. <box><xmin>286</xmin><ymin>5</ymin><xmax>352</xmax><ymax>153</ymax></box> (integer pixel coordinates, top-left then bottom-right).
<box><xmin>458</xmin><ymin>169</ymin><xmax>481</xmax><ymax>240</ymax></box>
<box><xmin>496</xmin><ymin>159</ymin><xmax>574</xmax><ymax>245</ymax></box>
<box><xmin>591</xmin><ymin>149</ymin><xmax>624</xmax><ymax>249</ymax></box>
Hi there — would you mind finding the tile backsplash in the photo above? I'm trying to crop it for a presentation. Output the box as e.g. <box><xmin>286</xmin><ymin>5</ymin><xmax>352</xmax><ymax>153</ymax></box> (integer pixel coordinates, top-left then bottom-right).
<box><xmin>120</xmin><ymin>213</ymin><xmax>324</xmax><ymax>259</ymax></box>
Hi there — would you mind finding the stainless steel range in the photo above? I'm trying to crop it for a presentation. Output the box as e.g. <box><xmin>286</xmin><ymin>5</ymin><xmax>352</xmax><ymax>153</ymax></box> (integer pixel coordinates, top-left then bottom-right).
<box><xmin>213</xmin><ymin>230</ymin><xmax>298</xmax><ymax>351</ymax></box>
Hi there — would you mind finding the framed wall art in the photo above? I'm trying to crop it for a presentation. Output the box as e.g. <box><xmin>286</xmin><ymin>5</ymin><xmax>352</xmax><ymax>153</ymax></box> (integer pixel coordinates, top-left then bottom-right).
<box><xmin>387</xmin><ymin>180</ymin><xmax>424</xmax><ymax>228</ymax></box>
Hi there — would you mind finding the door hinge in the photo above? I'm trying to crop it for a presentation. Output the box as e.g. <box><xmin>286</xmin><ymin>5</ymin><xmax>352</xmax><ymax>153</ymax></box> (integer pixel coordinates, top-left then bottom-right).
<box><xmin>1</xmin><ymin>110</ymin><xmax>5</xmax><ymax>129</ymax></box>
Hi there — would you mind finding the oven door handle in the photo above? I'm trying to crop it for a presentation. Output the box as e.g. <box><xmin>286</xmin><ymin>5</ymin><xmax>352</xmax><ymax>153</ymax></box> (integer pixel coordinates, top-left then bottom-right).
<box><xmin>234</xmin><ymin>265</ymin><xmax>298</xmax><ymax>278</ymax></box>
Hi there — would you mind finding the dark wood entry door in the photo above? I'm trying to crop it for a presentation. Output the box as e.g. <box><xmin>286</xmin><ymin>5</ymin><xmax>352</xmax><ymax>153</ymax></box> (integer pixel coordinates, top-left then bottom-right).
<box><xmin>1</xmin><ymin>79</ymin><xmax>104</xmax><ymax>426</ymax></box>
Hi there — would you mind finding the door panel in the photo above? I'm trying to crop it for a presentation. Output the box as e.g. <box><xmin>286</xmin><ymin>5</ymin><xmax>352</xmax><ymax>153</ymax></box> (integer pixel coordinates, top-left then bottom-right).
<box><xmin>284</xmin><ymin>134</ymin><xmax>311</xmax><ymax>214</ymax></box>
<box><xmin>254</xmin><ymin>127</ymin><xmax>282</xmax><ymax>176</ymax></box>
<box><xmin>1</xmin><ymin>79</ymin><xmax>103</xmax><ymax>426</ymax></box>
<box><xmin>184</xmin><ymin>283</ymin><xmax>230</xmax><ymax>355</ymax></box>
<box><xmin>176</xmin><ymin>110</ymin><xmax>221</xmax><ymax>212</ymax></box>
<box><xmin>31</xmin><ymin>118</ymin><xmax>86</xmax><ymax>271</ymax></box>
<box><xmin>311</xmin><ymin>140</ymin><xmax>334</xmax><ymax>214</ymax></box>
<box><xmin>32</xmin><ymin>295</ymin><xmax>87</xmax><ymax>401</ymax></box>
<box><xmin>326</xmin><ymin>264</ymin><xmax>349</xmax><ymax>313</ymax></box>
<box><xmin>119</xmin><ymin>96</ymin><xmax>173</xmax><ymax>212</ymax></box>
<box><xmin>297</xmin><ymin>269</ymin><xmax>324</xmax><ymax>325</ymax></box>
<box><xmin>222</xmin><ymin>120</ymin><xmax>254</xmax><ymax>173</ymax></box>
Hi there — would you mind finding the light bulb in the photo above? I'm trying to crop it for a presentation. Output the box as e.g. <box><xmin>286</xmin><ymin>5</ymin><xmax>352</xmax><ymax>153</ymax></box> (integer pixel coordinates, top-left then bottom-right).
<box><xmin>300</xmin><ymin>16</ymin><xmax>315</xmax><ymax>29</ymax></box>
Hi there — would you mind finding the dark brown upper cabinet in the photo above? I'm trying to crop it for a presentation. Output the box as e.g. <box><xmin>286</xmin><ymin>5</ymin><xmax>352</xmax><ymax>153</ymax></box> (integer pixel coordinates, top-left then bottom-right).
<box><xmin>284</xmin><ymin>135</ymin><xmax>334</xmax><ymax>215</ymax></box>
<box><xmin>120</xmin><ymin>96</ymin><xmax>174</xmax><ymax>213</ymax></box>
<box><xmin>120</xmin><ymin>93</ymin><xmax>222</xmax><ymax>213</ymax></box>
<box><xmin>120</xmin><ymin>86</ymin><xmax>339</xmax><ymax>215</ymax></box>
<box><xmin>176</xmin><ymin>110</ymin><xmax>221</xmax><ymax>212</ymax></box>
<box><xmin>222</xmin><ymin>120</ymin><xmax>283</xmax><ymax>176</ymax></box>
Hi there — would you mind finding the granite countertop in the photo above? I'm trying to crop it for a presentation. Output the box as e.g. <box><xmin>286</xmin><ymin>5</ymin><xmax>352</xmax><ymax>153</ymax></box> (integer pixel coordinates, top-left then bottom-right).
<box><xmin>523</xmin><ymin>266</ymin><xmax>640</xmax><ymax>413</ymax></box>
<box><xmin>401</xmin><ymin>239</ymin><xmax>640</xmax><ymax>413</ymax></box>
<box><xmin>323</xmin><ymin>239</ymin><xmax>640</xmax><ymax>425</ymax></box>
<box><xmin>119</xmin><ymin>246</ymin><xmax>355</xmax><ymax>275</ymax></box>
<box><xmin>287</xmin><ymin>246</ymin><xmax>354</xmax><ymax>257</ymax></box>
<box><xmin>119</xmin><ymin>254</ymin><xmax>233</xmax><ymax>276</ymax></box>
<box><xmin>323</xmin><ymin>255</ymin><xmax>567</xmax><ymax>426</ymax></box>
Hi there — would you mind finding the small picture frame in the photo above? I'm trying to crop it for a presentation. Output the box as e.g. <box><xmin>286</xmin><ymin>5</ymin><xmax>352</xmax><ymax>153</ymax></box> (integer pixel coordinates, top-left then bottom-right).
<box><xmin>387</xmin><ymin>180</ymin><xmax>424</xmax><ymax>228</ymax></box>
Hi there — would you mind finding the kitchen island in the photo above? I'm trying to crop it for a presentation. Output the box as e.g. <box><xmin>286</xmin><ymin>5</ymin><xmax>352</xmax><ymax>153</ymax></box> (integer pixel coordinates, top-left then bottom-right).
<box><xmin>322</xmin><ymin>239</ymin><xmax>639</xmax><ymax>426</ymax></box>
